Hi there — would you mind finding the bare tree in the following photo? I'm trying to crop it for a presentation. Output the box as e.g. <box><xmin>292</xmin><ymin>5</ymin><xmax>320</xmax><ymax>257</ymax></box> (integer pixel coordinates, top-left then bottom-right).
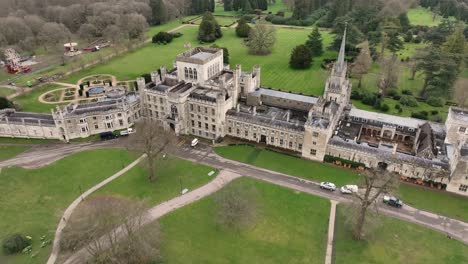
<box><xmin>378</xmin><ymin>55</ymin><xmax>399</xmax><ymax>96</ymax></box>
<box><xmin>214</xmin><ymin>182</ymin><xmax>258</xmax><ymax>230</ymax></box>
<box><xmin>351</xmin><ymin>41</ymin><xmax>372</xmax><ymax>88</ymax></box>
<box><xmin>247</xmin><ymin>22</ymin><xmax>276</xmax><ymax>55</ymax></box>
<box><xmin>352</xmin><ymin>168</ymin><xmax>398</xmax><ymax>240</ymax></box>
<box><xmin>38</xmin><ymin>22</ymin><xmax>71</xmax><ymax>51</ymax></box>
<box><xmin>60</xmin><ymin>196</ymin><xmax>162</xmax><ymax>263</ymax></box>
<box><xmin>454</xmin><ymin>79</ymin><xmax>468</xmax><ymax>108</ymax></box>
<box><xmin>127</xmin><ymin>118</ymin><xmax>176</xmax><ymax>182</ymax></box>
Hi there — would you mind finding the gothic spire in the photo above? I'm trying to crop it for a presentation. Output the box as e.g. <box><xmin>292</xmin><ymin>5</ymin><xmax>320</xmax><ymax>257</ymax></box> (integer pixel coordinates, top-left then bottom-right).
<box><xmin>336</xmin><ymin>23</ymin><xmax>347</xmax><ymax>73</ymax></box>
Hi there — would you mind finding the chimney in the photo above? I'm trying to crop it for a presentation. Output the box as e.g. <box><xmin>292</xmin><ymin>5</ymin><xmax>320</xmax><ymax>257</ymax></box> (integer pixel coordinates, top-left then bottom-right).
<box><xmin>236</xmin><ymin>103</ymin><xmax>240</xmax><ymax>112</ymax></box>
<box><xmin>160</xmin><ymin>66</ymin><xmax>167</xmax><ymax>81</ymax></box>
<box><xmin>151</xmin><ymin>71</ymin><xmax>161</xmax><ymax>84</ymax></box>
<box><xmin>286</xmin><ymin>110</ymin><xmax>290</xmax><ymax>122</ymax></box>
<box><xmin>252</xmin><ymin>106</ymin><xmax>257</xmax><ymax>116</ymax></box>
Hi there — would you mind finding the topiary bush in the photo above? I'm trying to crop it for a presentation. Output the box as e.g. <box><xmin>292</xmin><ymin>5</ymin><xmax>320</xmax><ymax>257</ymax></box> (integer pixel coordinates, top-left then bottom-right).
<box><xmin>380</xmin><ymin>103</ymin><xmax>390</xmax><ymax>112</ymax></box>
<box><xmin>427</xmin><ymin>97</ymin><xmax>445</xmax><ymax>107</ymax></box>
<box><xmin>411</xmin><ymin>111</ymin><xmax>429</xmax><ymax>120</ymax></box>
<box><xmin>2</xmin><ymin>234</ymin><xmax>31</xmax><ymax>254</ymax></box>
<box><xmin>152</xmin><ymin>31</ymin><xmax>173</xmax><ymax>44</ymax></box>
<box><xmin>399</xmin><ymin>96</ymin><xmax>418</xmax><ymax>107</ymax></box>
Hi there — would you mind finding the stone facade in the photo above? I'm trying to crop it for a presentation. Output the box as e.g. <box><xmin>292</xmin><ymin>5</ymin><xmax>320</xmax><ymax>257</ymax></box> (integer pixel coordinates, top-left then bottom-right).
<box><xmin>1</xmin><ymin>32</ymin><xmax>467</xmax><ymax>196</ymax></box>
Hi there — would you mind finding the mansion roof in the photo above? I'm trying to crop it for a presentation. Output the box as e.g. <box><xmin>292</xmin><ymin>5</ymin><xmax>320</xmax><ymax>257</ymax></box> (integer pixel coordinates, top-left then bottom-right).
<box><xmin>251</xmin><ymin>88</ymin><xmax>318</xmax><ymax>105</ymax></box>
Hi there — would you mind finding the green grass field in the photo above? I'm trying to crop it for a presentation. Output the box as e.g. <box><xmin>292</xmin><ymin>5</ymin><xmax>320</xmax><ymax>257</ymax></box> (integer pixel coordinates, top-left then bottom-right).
<box><xmin>0</xmin><ymin>87</ymin><xmax>15</xmax><ymax>97</ymax></box>
<box><xmin>192</xmin><ymin>16</ymin><xmax>238</xmax><ymax>26</ymax></box>
<box><xmin>12</xmin><ymin>84</ymin><xmax>64</xmax><ymax>113</ymax></box>
<box><xmin>215</xmin><ymin>144</ymin><xmax>468</xmax><ymax>220</ymax></box>
<box><xmin>214</xmin><ymin>145</ymin><xmax>361</xmax><ymax>186</ymax></box>
<box><xmin>160</xmin><ymin>177</ymin><xmax>330</xmax><ymax>263</ymax></box>
<box><xmin>398</xmin><ymin>184</ymin><xmax>468</xmax><ymax>221</ymax></box>
<box><xmin>0</xmin><ymin>145</ymin><xmax>30</xmax><ymax>161</ymax></box>
<box><xmin>408</xmin><ymin>6</ymin><xmax>445</xmax><ymax>27</ymax></box>
<box><xmin>0</xmin><ymin>137</ymin><xmax>59</xmax><ymax>144</ymax></box>
<box><xmin>334</xmin><ymin>204</ymin><xmax>468</xmax><ymax>263</ymax></box>
<box><xmin>63</xmin><ymin>25</ymin><xmax>334</xmax><ymax>96</ymax></box>
<box><xmin>0</xmin><ymin>149</ymin><xmax>136</xmax><ymax>264</ymax></box>
<box><xmin>95</xmin><ymin>155</ymin><xmax>217</xmax><ymax>205</ymax></box>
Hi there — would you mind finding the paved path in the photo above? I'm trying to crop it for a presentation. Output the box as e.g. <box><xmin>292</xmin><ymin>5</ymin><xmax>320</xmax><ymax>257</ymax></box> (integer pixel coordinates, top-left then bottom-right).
<box><xmin>325</xmin><ymin>201</ymin><xmax>338</xmax><ymax>264</ymax></box>
<box><xmin>46</xmin><ymin>154</ymin><xmax>146</xmax><ymax>264</ymax></box>
<box><xmin>0</xmin><ymin>140</ymin><xmax>121</xmax><ymax>169</ymax></box>
<box><xmin>62</xmin><ymin>170</ymin><xmax>241</xmax><ymax>264</ymax></box>
<box><xmin>172</xmin><ymin>144</ymin><xmax>468</xmax><ymax>245</ymax></box>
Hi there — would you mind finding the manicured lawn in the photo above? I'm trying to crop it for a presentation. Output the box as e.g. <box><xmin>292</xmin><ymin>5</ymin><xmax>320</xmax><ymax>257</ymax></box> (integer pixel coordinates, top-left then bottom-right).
<box><xmin>408</xmin><ymin>6</ymin><xmax>445</xmax><ymax>27</ymax></box>
<box><xmin>0</xmin><ymin>149</ymin><xmax>136</xmax><ymax>264</ymax></box>
<box><xmin>214</xmin><ymin>145</ymin><xmax>361</xmax><ymax>186</ymax></box>
<box><xmin>334</xmin><ymin>204</ymin><xmax>468</xmax><ymax>264</ymax></box>
<box><xmin>215</xmin><ymin>145</ymin><xmax>468</xmax><ymax>220</ymax></box>
<box><xmin>12</xmin><ymin>84</ymin><xmax>64</xmax><ymax>113</ymax></box>
<box><xmin>63</xmin><ymin>26</ymin><xmax>335</xmax><ymax>96</ymax></box>
<box><xmin>0</xmin><ymin>137</ymin><xmax>59</xmax><ymax>144</ymax></box>
<box><xmin>398</xmin><ymin>184</ymin><xmax>468</xmax><ymax>221</ymax></box>
<box><xmin>160</xmin><ymin>177</ymin><xmax>330</xmax><ymax>263</ymax></box>
<box><xmin>193</xmin><ymin>16</ymin><xmax>238</xmax><ymax>26</ymax></box>
<box><xmin>0</xmin><ymin>87</ymin><xmax>15</xmax><ymax>97</ymax></box>
<box><xmin>95</xmin><ymin>155</ymin><xmax>217</xmax><ymax>205</ymax></box>
<box><xmin>0</xmin><ymin>145</ymin><xmax>30</xmax><ymax>161</ymax></box>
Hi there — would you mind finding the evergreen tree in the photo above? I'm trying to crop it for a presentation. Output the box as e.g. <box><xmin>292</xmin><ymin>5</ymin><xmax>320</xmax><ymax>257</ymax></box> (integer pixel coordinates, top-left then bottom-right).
<box><xmin>387</xmin><ymin>32</ymin><xmax>404</xmax><ymax>54</ymax></box>
<box><xmin>149</xmin><ymin>0</ymin><xmax>167</xmax><ymax>25</ymax></box>
<box><xmin>224</xmin><ymin>0</ymin><xmax>233</xmax><ymax>11</ymax></box>
<box><xmin>236</xmin><ymin>18</ymin><xmax>251</xmax><ymax>37</ymax></box>
<box><xmin>233</xmin><ymin>0</ymin><xmax>242</xmax><ymax>11</ymax></box>
<box><xmin>442</xmin><ymin>24</ymin><xmax>466</xmax><ymax>69</ymax></box>
<box><xmin>292</xmin><ymin>0</ymin><xmax>309</xmax><ymax>20</ymax></box>
<box><xmin>305</xmin><ymin>27</ymin><xmax>323</xmax><ymax>56</ymax></box>
<box><xmin>211</xmin><ymin>44</ymin><xmax>230</xmax><ymax>64</ymax></box>
<box><xmin>210</xmin><ymin>0</ymin><xmax>215</xmax><ymax>12</ymax></box>
<box><xmin>258</xmin><ymin>0</ymin><xmax>268</xmax><ymax>10</ymax></box>
<box><xmin>398</xmin><ymin>13</ymin><xmax>411</xmax><ymax>32</ymax></box>
<box><xmin>198</xmin><ymin>12</ymin><xmax>223</xmax><ymax>42</ymax></box>
<box><xmin>290</xmin><ymin>44</ymin><xmax>312</xmax><ymax>69</ymax></box>
<box><xmin>416</xmin><ymin>47</ymin><xmax>459</xmax><ymax>98</ymax></box>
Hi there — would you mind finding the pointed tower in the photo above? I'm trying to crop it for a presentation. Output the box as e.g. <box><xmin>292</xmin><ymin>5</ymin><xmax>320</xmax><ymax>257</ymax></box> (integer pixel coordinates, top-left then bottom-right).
<box><xmin>334</xmin><ymin>24</ymin><xmax>347</xmax><ymax>76</ymax></box>
<box><xmin>323</xmin><ymin>24</ymin><xmax>351</xmax><ymax>105</ymax></box>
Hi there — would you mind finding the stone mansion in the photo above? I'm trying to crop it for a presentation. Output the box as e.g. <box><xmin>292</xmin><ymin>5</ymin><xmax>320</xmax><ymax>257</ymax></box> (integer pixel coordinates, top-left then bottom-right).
<box><xmin>0</xmin><ymin>30</ymin><xmax>467</xmax><ymax>196</ymax></box>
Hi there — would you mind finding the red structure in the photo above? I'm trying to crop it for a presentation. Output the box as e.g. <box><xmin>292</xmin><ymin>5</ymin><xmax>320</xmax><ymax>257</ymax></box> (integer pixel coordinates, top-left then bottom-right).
<box><xmin>4</xmin><ymin>48</ymin><xmax>31</xmax><ymax>74</ymax></box>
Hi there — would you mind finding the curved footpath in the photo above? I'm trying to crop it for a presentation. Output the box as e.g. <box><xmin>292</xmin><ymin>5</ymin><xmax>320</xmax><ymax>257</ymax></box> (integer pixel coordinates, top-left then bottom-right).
<box><xmin>62</xmin><ymin>170</ymin><xmax>241</xmax><ymax>264</ymax></box>
<box><xmin>46</xmin><ymin>154</ymin><xmax>146</xmax><ymax>264</ymax></box>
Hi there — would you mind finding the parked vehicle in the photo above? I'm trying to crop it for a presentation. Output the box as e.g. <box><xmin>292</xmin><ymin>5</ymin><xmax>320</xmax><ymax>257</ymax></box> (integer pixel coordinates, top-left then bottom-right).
<box><xmin>99</xmin><ymin>131</ymin><xmax>117</xmax><ymax>140</ymax></box>
<box><xmin>191</xmin><ymin>138</ymin><xmax>199</xmax><ymax>147</ymax></box>
<box><xmin>383</xmin><ymin>195</ymin><xmax>403</xmax><ymax>208</ymax></box>
<box><xmin>340</xmin><ymin>185</ymin><xmax>358</xmax><ymax>194</ymax></box>
<box><xmin>119</xmin><ymin>128</ymin><xmax>135</xmax><ymax>136</ymax></box>
<box><xmin>320</xmin><ymin>182</ymin><xmax>336</xmax><ymax>191</ymax></box>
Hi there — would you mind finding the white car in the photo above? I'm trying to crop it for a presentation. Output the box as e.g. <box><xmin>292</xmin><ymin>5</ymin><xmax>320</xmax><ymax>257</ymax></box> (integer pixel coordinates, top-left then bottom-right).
<box><xmin>340</xmin><ymin>185</ymin><xmax>358</xmax><ymax>194</ymax></box>
<box><xmin>320</xmin><ymin>182</ymin><xmax>336</xmax><ymax>191</ymax></box>
<box><xmin>119</xmin><ymin>128</ymin><xmax>135</xmax><ymax>136</ymax></box>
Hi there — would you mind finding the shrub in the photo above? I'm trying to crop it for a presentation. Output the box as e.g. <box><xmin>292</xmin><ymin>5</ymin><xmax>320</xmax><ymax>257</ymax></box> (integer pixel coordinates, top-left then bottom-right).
<box><xmin>2</xmin><ymin>234</ymin><xmax>31</xmax><ymax>254</ymax></box>
<box><xmin>350</xmin><ymin>90</ymin><xmax>362</xmax><ymax>100</ymax></box>
<box><xmin>387</xmin><ymin>90</ymin><xmax>399</xmax><ymax>97</ymax></box>
<box><xmin>0</xmin><ymin>97</ymin><xmax>14</xmax><ymax>110</ymax></box>
<box><xmin>362</xmin><ymin>92</ymin><xmax>378</xmax><ymax>106</ymax></box>
<box><xmin>289</xmin><ymin>44</ymin><xmax>312</xmax><ymax>69</ymax></box>
<box><xmin>401</xmin><ymin>89</ymin><xmax>412</xmax><ymax>95</ymax></box>
<box><xmin>171</xmin><ymin>32</ymin><xmax>183</xmax><ymax>38</ymax></box>
<box><xmin>431</xmin><ymin>110</ymin><xmax>439</xmax><ymax>115</ymax></box>
<box><xmin>431</xmin><ymin>115</ymin><xmax>443</xmax><ymax>122</ymax></box>
<box><xmin>399</xmin><ymin>96</ymin><xmax>418</xmax><ymax>107</ymax></box>
<box><xmin>323</xmin><ymin>155</ymin><xmax>366</xmax><ymax>169</ymax></box>
<box><xmin>395</xmin><ymin>104</ymin><xmax>401</xmax><ymax>110</ymax></box>
<box><xmin>380</xmin><ymin>104</ymin><xmax>390</xmax><ymax>112</ymax></box>
<box><xmin>236</xmin><ymin>19</ymin><xmax>251</xmax><ymax>38</ymax></box>
<box><xmin>392</xmin><ymin>94</ymin><xmax>401</xmax><ymax>100</ymax></box>
<box><xmin>152</xmin><ymin>31</ymin><xmax>173</xmax><ymax>44</ymax></box>
<box><xmin>411</xmin><ymin>111</ymin><xmax>429</xmax><ymax>120</ymax></box>
<box><xmin>427</xmin><ymin>97</ymin><xmax>445</xmax><ymax>107</ymax></box>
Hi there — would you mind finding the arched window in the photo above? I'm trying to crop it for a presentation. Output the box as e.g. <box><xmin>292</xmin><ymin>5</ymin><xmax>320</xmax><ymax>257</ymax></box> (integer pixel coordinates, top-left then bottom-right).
<box><xmin>189</xmin><ymin>68</ymin><xmax>193</xmax><ymax>79</ymax></box>
<box><xmin>194</xmin><ymin>69</ymin><xmax>197</xmax><ymax>80</ymax></box>
<box><xmin>184</xmin><ymin>67</ymin><xmax>188</xmax><ymax>79</ymax></box>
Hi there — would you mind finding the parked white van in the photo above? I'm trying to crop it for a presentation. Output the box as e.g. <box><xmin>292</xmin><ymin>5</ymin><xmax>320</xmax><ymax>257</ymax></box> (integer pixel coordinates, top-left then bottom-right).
<box><xmin>191</xmin><ymin>138</ymin><xmax>199</xmax><ymax>147</ymax></box>
<box><xmin>340</xmin><ymin>185</ymin><xmax>358</xmax><ymax>194</ymax></box>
